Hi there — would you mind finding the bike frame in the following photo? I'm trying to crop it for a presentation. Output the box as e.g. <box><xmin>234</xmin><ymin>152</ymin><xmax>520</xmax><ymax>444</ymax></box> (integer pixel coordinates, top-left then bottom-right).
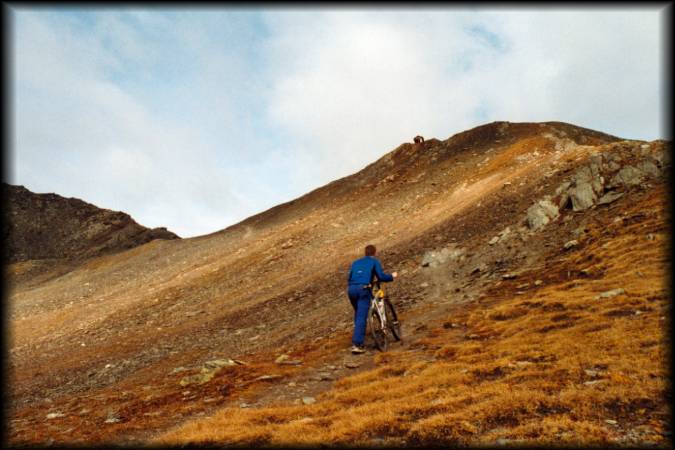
<box><xmin>369</xmin><ymin>282</ymin><xmax>388</xmax><ymax>333</ymax></box>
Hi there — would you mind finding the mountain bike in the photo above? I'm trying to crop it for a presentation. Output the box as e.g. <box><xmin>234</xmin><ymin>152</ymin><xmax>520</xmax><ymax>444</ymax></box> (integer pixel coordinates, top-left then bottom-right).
<box><xmin>367</xmin><ymin>281</ymin><xmax>402</xmax><ymax>351</ymax></box>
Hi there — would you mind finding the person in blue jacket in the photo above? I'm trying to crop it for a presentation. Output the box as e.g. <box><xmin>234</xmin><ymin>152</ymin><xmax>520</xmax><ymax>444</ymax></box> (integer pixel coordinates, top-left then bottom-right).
<box><xmin>347</xmin><ymin>244</ymin><xmax>397</xmax><ymax>354</ymax></box>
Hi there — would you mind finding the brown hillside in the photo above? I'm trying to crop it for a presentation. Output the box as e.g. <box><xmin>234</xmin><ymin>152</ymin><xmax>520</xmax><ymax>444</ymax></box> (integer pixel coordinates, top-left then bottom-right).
<box><xmin>6</xmin><ymin>121</ymin><xmax>670</xmax><ymax>447</ymax></box>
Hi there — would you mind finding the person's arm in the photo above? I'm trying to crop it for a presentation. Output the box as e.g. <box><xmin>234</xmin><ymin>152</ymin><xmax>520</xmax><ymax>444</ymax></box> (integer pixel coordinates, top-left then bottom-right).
<box><xmin>373</xmin><ymin>258</ymin><xmax>394</xmax><ymax>282</ymax></box>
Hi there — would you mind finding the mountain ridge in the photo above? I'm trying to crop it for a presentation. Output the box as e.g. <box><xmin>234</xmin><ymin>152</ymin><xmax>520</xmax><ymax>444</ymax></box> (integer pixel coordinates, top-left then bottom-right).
<box><xmin>3</xmin><ymin>182</ymin><xmax>179</xmax><ymax>264</ymax></box>
<box><xmin>213</xmin><ymin>121</ymin><xmax>624</xmax><ymax>237</ymax></box>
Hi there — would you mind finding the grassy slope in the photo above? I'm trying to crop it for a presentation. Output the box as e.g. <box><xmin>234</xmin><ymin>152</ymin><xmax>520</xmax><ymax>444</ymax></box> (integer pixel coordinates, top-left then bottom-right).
<box><xmin>156</xmin><ymin>183</ymin><xmax>670</xmax><ymax>446</ymax></box>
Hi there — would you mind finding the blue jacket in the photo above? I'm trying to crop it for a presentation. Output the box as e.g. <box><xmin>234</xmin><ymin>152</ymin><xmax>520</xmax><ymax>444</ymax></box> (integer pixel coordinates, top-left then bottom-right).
<box><xmin>348</xmin><ymin>256</ymin><xmax>394</xmax><ymax>286</ymax></box>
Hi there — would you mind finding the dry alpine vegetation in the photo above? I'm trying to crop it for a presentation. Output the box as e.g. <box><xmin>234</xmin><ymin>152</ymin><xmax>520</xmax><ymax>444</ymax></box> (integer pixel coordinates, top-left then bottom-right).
<box><xmin>6</xmin><ymin>121</ymin><xmax>671</xmax><ymax>447</ymax></box>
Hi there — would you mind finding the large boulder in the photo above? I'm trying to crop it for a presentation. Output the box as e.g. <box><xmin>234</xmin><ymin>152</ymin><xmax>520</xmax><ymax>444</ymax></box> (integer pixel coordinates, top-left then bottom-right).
<box><xmin>652</xmin><ymin>147</ymin><xmax>670</xmax><ymax>167</ymax></box>
<box><xmin>639</xmin><ymin>159</ymin><xmax>660</xmax><ymax>177</ymax></box>
<box><xmin>573</xmin><ymin>165</ymin><xmax>604</xmax><ymax>194</ymax></box>
<box><xmin>589</xmin><ymin>152</ymin><xmax>603</xmax><ymax>169</ymax></box>
<box><xmin>569</xmin><ymin>181</ymin><xmax>597</xmax><ymax>211</ymax></box>
<box><xmin>565</xmin><ymin>163</ymin><xmax>608</xmax><ymax>211</ymax></box>
<box><xmin>527</xmin><ymin>199</ymin><xmax>559</xmax><ymax>230</ymax></box>
<box><xmin>608</xmin><ymin>165</ymin><xmax>645</xmax><ymax>188</ymax></box>
<box><xmin>421</xmin><ymin>244</ymin><xmax>464</xmax><ymax>268</ymax></box>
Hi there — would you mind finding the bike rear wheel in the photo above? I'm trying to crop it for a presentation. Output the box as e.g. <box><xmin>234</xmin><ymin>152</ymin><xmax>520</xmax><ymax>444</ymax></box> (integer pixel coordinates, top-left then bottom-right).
<box><xmin>368</xmin><ymin>305</ymin><xmax>388</xmax><ymax>351</ymax></box>
<box><xmin>384</xmin><ymin>298</ymin><xmax>402</xmax><ymax>341</ymax></box>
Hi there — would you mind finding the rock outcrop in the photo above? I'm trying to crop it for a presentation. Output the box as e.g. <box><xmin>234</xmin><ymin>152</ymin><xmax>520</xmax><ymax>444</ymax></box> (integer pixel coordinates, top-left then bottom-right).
<box><xmin>3</xmin><ymin>183</ymin><xmax>179</xmax><ymax>263</ymax></box>
<box><xmin>526</xmin><ymin>140</ymin><xmax>669</xmax><ymax>230</ymax></box>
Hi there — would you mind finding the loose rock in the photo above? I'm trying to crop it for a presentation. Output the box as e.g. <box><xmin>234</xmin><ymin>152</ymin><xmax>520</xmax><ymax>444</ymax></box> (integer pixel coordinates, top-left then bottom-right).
<box><xmin>256</xmin><ymin>375</ymin><xmax>282</xmax><ymax>382</ymax></box>
<box><xmin>563</xmin><ymin>240</ymin><xmax>579</xmax><ymax>250</ymax></box>
<box><xmin>498</xmin><ymin>227</ymin><xmax>511</xmax><ymax>242</ymax></box>
<box><xmin>105</xmin><ymin>411</ymin><xmax>121</xmax><ymax>424</ymax></box>
<box><xmin>278</xmin><ymin>359</ymin><xmax>303</xmax><ymax>366</ymax></box>
<box><xmin>204</xmin><ymin>359</ymin><xmax>238</xmax><ymax>369</ymax></box>
<box><xmin>594</xmin><ymin>288</ymin><xmax>625</xmax><ymax>300</ymax></box>
<box><xmin>471</xmin><ymin>263</ymin><xmax>488</xmax><ymax>274</ymax></box>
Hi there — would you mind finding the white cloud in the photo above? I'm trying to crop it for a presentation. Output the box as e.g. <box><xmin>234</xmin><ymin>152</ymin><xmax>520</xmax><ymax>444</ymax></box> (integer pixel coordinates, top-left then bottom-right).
<box><xmin>262</xmin><ymin>8</ymin><xmax>664</xmax><ymax>193</ymax></box>
<box><xmin>12</xmin><ymin>11</ymin><xmax>247</xmax><ymax>237</ymax></box>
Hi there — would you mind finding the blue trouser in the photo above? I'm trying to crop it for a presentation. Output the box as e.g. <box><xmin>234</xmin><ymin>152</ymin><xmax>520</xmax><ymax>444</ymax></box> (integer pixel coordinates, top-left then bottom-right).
<box><xmin>348</xmin><ymin>284</ymin><xmax>372</xmax><ymax>346</ymax></box>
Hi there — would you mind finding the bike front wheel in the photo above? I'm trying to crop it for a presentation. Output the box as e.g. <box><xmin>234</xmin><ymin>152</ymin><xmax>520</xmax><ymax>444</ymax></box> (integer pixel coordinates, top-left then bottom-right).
<box><xmin>384</xmin><ymin>298</ymin><xmax>402</xmax><ymax>341</ymax></box>
<box><xmin>368</xmin><ymin>305</ymin><xmax>388</xmax><ymax>351</ymax></box>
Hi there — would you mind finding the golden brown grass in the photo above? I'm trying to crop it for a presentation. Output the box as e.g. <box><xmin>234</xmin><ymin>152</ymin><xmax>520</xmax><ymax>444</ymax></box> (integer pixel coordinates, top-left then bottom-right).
<box><xmin>154</xmin><ymin>184</ymin><xmax>670</xmax><ymax>447</ymax></box>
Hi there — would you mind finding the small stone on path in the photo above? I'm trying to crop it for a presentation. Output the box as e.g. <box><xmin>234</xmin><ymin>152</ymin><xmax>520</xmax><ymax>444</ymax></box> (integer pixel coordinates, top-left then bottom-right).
<box><xmin>278</xmin><ymin>359</ymin><xmax>303</xmax><ymax>366</ymax></box>
<box><xmin>256</xmin><ymin>375</ymin><xmax>282</xmax><ymax>381</ymax></box>
<box><xmin>594</xmin><ymin>288</ymin><xmax>625</xmax><ymax>300</ymax></box>
<box><xmin>563</xmin><ymin>240</ymin><xmax>579</xmax><ymax>250</ymax></box>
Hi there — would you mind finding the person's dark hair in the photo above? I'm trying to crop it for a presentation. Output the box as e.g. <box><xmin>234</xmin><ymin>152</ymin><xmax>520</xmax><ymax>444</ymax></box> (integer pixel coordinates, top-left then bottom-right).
<box><xmin>365</xmin><ymin>244</ymin><xmax>376</xmax><ymax>256</ymax></box>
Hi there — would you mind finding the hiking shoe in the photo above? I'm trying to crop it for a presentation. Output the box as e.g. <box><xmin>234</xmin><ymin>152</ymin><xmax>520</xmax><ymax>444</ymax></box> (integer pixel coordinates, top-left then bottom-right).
<box><xmin>351</xmin><ymin>345</ymin><xmax>366</xmax><ymax>354</ymax></box>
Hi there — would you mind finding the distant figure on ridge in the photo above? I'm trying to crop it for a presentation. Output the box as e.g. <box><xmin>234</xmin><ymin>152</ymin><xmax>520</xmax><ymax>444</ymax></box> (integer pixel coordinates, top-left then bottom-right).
<box><xmin>346</xmin><ymin>245</ymin><xmax>397</xmax><ymax>354</ymax></box>
<box><xmin>413</xmin><ymin>135</ymin><xmax>425</xmax><ymax>144</ymax></box>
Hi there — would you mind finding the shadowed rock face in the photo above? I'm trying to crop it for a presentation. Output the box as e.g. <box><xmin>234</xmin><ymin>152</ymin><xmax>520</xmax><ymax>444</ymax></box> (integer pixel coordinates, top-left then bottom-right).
<box><xmin>3</xmin><ymin>183</ymin><xmax>179</xmax><ymax>263</ymax></box>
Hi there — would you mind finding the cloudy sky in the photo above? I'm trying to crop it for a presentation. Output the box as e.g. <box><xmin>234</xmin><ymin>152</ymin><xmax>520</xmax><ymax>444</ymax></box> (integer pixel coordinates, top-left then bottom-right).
<box><xmin>9</xmin><ymin>6</ymin><xmax>668</xmax><ymax>237</ymax></box>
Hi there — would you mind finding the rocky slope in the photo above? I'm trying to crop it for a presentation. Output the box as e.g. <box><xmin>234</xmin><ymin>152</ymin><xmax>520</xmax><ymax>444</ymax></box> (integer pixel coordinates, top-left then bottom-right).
<box><xmin>6</xmin><ymin>121</ymin><xmax>671</xmax><ymax>447</ymax></box>
<box><xmin>3</xmin><ymin>183</ymin><xmax>179</xmax><ymax>264</ymax></box>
